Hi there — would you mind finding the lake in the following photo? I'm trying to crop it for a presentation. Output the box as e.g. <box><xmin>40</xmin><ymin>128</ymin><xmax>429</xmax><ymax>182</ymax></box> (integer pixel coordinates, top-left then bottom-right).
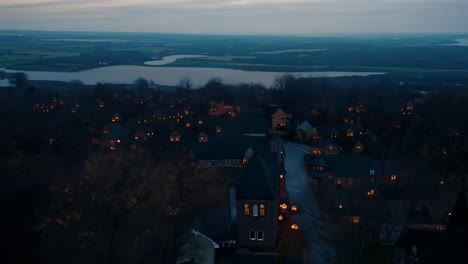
<box><xmin>1</xmin><ymin>66</ymin><xmax>385</xmax><ymax>87</ymax></box>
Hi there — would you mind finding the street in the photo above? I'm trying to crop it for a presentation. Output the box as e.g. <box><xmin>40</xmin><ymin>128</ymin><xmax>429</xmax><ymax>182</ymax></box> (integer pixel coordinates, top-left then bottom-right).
<box><xmin>284</xmin><ymin>142</ymin><xmax>336</xmax><ymax>264</ymax></box>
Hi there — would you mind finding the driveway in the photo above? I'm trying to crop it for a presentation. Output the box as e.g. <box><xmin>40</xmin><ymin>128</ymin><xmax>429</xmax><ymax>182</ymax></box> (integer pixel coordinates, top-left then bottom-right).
<box><xmin>284</xmin><ymin>142</ymin><xmax>336</xmax><ymax>264</ymax></box>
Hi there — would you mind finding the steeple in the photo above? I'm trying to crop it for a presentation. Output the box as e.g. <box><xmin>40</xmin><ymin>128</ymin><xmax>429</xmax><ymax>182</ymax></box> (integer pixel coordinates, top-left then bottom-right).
<box><xmin>448</xmin><ymin>174</ymin><xmax>468</xmax><ymax>231</ymax></box>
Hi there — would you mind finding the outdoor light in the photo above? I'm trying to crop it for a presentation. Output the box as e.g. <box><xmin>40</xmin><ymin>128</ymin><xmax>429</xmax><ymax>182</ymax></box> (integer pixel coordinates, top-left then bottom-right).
<box><xmin>278</xmin><ymin>215</ymin><xmax>283</xmax><ymax>221</ymax></box>
<box><xmin>291</xmin><ymin>205</ymin><xmax>297</xmax><ymax>211</ymax></box>
<box><xmin>280</xmin><ymin>203</ymin><xmax>287</xmax><ymax>209</ymax></box>
<box><xmin>291</xmin><ymin>224</ymin><xmax>299</xmax><ymax>230</ymax></box>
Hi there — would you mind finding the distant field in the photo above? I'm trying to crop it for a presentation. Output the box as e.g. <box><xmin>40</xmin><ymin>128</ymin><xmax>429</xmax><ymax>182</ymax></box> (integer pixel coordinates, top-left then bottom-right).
<box><xmin>253</xmin><ymin>49</ymin><xmax>327</xmax><ymax>54</ymax></box>
<box><xmin>1</xmin><ymin>31</ymin><xmax>468</xmax><ymax>75</ymax></box>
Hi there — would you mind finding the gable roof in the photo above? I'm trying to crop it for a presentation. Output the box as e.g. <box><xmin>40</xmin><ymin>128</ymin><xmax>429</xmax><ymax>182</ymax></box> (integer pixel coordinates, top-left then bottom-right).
<box><xmin>448</xmin><ymin>190</ymin><xmax>468</xmax><ymax>230</ymax></box>
<box><xmin>236</xmin><ymin>153</ymin><xmax>278</xmax><ymax>200</ymax></box>
<box><xmin>297</xmin><ymin>121</ymin><xmax>313</xmax><ymax>132</ymax></box>
<box><xmin>311</xmin><ymin>155</ymin><xmax>328</xmax><ymax>167</ymax></box>
<box><xmin>316</xmin><ymin>138</ymin><xmax>337</xmax><ymax>148</ymax></box>
<box><xmin>271</xmin><ymin>108</ymin><xmax>287</xmax><ymax>118</ymax></box>
<box><xmin>311</xmin><ymin>155</ymin><xmax>398</xmax><ymax>178</ymax></box>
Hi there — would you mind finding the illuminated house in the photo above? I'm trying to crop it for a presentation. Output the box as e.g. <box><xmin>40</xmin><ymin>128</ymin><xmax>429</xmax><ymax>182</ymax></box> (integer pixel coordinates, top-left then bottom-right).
<box><xmin>232</xmin><ymin>139</ymin><xmax>285</xmax><ymax>249</ymax></box>
<box><xmin>271</xmin><ymin>108</ymin><xmax>288</xmax><ymax>129</ymax></box>
<box><xmin>310</xmin><ymin>154</ymin><xmax>399</xmax><ymax>217</ymax></box>
<box><xmin>198</xmin><ymin>132</ymin><xmax>208</xmax><ymax>143</ymax></box>
<box><xmin>311</xmin><ymin>138</ymin><xmax>340</xmax><ymax>156</ymax></box>
<box><xmin>296</xmin><ymin>121</ymin><xmax>317</xmax><ymax>141</ymax></box>
<box><xmin>353</xmin><ymin>141</ymin><xmax>365</xmax><ymax>153</ymax></box>
<box><xmin>169</xmin><ymin>131</ymin><xmax>181</xmax><ymax>142</ymax></box>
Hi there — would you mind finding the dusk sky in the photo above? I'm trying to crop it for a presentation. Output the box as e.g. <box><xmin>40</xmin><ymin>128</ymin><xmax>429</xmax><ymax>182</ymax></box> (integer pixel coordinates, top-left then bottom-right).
<box><xmin>1</xmin><ymin>0</ymin><xmax>468</xmax><ymax>34</ymax></box>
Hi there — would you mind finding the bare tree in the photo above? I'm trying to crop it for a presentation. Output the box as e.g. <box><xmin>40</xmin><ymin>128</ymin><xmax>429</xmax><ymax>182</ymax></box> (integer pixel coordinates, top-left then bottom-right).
<box><xmin>8</xmin><ymin>72</ymin><xmax>28</xmax><ymax>88</ymax></box>
<box><xmin>178</xmin><ymin>77</ymin><xmax>193</xmax><ymax>90</ymax></box>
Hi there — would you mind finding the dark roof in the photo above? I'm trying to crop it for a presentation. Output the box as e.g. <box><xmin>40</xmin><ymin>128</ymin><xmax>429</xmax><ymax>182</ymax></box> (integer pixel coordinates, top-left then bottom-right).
<box><xmin>407</xmin><ymin>206</ymin><xmax>432</xmax><ymax>224</ymax></box>
<box><xmin>311</xmin><ymin>155</ymin><xmax>327</xmax><ymax>167</ymax></box>
<box><xmin>191</xmin><ymin>136</ymin><xmax>269</xmax><ymax>160</ymax></box>
<box><xmin>395</xmin><ymin>228</ymin><xmax>468</xmax><ymax>264</ymax></box>
<box><xmin>350</xmin><ymin>123</ymin><xmax>364</xmax><ymax>132</ymax></box>
<box><xmin>236</xmin><ymin>154</ymin><xmax>278</xmax><ymax>200</ymax></box>
<box><xmin>316</xmin><ymin>138</ymin><xmax>337</xmax><ymax>148</ymax></box>
<box><xmin>448</xmin><ymin>191</ymin><xmax>468</xmax><ymax>230</ymax></box>
<box><xmin>310</xmin><ymin>155</ymin><xmax>398</xmax><ymax>178</ymax></box>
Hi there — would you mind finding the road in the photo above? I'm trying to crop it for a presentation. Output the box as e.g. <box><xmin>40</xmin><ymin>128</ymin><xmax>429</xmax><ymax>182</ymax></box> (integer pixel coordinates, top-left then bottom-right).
<box><xmin>284</xmin><ymin>142</ymin><xmax>336</xmax><ymax>264</ymax></box>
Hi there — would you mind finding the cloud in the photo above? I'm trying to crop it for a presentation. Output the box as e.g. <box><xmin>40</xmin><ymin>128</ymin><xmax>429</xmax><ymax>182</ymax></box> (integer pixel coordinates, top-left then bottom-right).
<box><xmin>0</xmin><ymin>0</ymin><xmax>467</xmax><ymax>34</ymax></box>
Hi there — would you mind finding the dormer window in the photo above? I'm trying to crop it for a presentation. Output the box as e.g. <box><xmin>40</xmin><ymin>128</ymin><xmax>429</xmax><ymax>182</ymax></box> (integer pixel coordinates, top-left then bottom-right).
<box><xmin>260</xmin><ymin>204</ymin><xmax>265</xmax><ymax>216</ymax></box>
<box><xmin>252</xmin><ymin>204</ymin><xmax>259</xmax><ymax>217</ymax></box>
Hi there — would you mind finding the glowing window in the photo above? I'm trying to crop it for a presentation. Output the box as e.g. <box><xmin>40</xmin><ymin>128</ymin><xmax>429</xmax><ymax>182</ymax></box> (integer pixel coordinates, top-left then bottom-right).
<box><xmin>244</xmin><ymin>204</ymin><xmax>249</xmax><ymax>216</ymax></box>
<box><xmin>253</xmin><ymin>204</ymin><xmax>259</xmax><ymax>217</ymax></box>
<box><xmin>260</xmin><ymin>204</ymin><xmax>265</xmax><ymax>216</ymax></box>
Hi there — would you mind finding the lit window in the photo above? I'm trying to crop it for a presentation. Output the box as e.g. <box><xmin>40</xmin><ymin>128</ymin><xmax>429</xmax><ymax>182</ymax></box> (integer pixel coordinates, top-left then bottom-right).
<box><xmin>280</xmin><ymin>174</ymin><xmax>284</xmax><ymax>179</ymax></box>
<box><xmin>338</xmin><ymin>203</ymin><xmax>343</xmax><ymax>209</ymax></box>
<box><xmin>352</xmin><ymin>216</ymin><xmax>360</xmax><ymax>224</ymax></box>
<box><xmin>244</xmin><ymin>204</ymin><xmax>249</xmax><ymax>216</ymax></box>
<box><xmin>260</xmin><ymin>204</ymin><xmax>265</xmax><ymax>216</ymax></box>
<box><xmin>249</xmin><ymin>230</ymin><xmax>256</xmax><ymax>240</ymax></box>
<box><xmin>391</xmin><ymin>175</ymin><xmax>397</xmax><ymax>181</ymax></box>
<box><xmin>253</xmin><ymin>204</ymin><xmax>259</xmax><ymax>217</ymax></box>
<box><xmin>257</xmin><ymin>231</ymin><xmax>264</xmax><ymax>241</ymax></box>
<box><xmin>291</xmin><ymin>205</ymin><xmax>298</xmax><ymax>211</ymax></box>
<box><xmin>134</xmin><ymin>136</ymin><xmax>139</xmax><ymax>140</ymax></box>
<box><xmin>291</xmin><ymin>224</ymin><xmax>299</xmax><ymax>230</ymax></box>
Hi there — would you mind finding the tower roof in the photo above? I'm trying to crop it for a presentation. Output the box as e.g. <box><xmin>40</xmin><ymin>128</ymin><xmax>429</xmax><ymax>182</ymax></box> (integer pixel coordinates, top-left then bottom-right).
<box><xmin>236</xmin><ymin>154</ymin><xmax>278</xmax><ymax>200</ymax></box>
<box><xmin>448</xmin><ymin>190</ymin><xmax>468</xmax><ymax>230</ymax></box>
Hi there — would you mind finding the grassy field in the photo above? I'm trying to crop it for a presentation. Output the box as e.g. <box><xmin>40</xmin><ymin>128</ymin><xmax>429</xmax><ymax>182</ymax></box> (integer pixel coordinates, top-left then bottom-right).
<box><xmin>1</xmin><ymin>30</ymin><xmax>468</xmax><ymax>76</ymax></box>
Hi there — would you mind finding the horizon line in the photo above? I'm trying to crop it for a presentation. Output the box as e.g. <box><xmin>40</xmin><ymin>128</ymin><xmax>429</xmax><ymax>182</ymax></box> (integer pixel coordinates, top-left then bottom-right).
<box><xmin>1</xmin><ymin>28</ymin><xmax>468</xmax><ymax>37</ymax></box>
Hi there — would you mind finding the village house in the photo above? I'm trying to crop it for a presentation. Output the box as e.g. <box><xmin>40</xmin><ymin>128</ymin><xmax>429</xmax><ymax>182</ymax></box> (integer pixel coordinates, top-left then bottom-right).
<box><xmin>295</xmin><ymin>120</ymin><xmax>317</xmax><ymax>141</ymax></box>
<box><xmin>311</xmin><ymin>138</ymin><xmax>341</xmax><ymax>156</ymax></box>
<box><xmin>271</xmin><ymin>108</ymin><xmax>289</xmax><ymax>129</ymax></box>
<box><xmin>310</xmin><ymin>154</ymin><xmax>399</xmax><ymax>217</ymax></box>
<box><xmin>231</xmin><ymin>138</ymin><xmax>287</xmax><ymax>249</ymax></box>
